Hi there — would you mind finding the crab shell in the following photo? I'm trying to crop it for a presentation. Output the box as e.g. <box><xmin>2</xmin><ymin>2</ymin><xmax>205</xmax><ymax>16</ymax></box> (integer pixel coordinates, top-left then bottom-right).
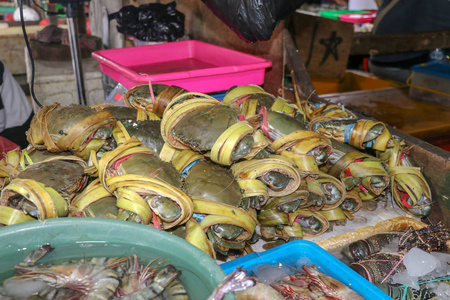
<box><xmin>16</xmin><ymin>159</ymin><xmax>88</xmax><ymax>202</ymax></box>
<box><xmin>184</xmin><ymin>160</ymin><xmax>242</xmax><ymax>207</ymax></box>
<box><xmin>124</xmin><ymin>120</ymin><xmax>165</xmax><ymax>156</ymax></box>
<box><xmin>171</xmin><ymin>105</ymin><xmax>241</xmax><ymax>152</ymax></box>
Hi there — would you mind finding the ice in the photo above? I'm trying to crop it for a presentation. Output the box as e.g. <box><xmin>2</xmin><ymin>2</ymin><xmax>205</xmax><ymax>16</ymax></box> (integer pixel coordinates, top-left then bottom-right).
<box><xmin>391</xmin><ymin>270</ymin><xmax>420</xmax><ymax>290</ymax></box>
<box><xmin>415</xmin><ymin>251</ymin><xmax>450</xmax><ymax>281</ymax></box>
<box><xmin>430</xmin><ymin>252</ymin><xmax>450</xmax><ymax>277</ymax></box>
<box><xmin>253</xmin><ymin>264</ymin><xmax>289</xmax><ymax>284</ymax></box>
<box><xmin>295</xmin><ymin>256</ymin><xmax>313</xmax><ymax>269</ymax></box>
<box><xmin>403</xmin><ymin>247</ymin><xmax>438</xmax><ymax>277</ymax></box>
<box><xmin>426</xmin><ymin>282</ymin><xmax>438</xmax><ymax>290</ymax></box>
<box><xmin>434</xmin><ymin>283</ymin><xmax>450</xmax><ymax>300</ymax></box>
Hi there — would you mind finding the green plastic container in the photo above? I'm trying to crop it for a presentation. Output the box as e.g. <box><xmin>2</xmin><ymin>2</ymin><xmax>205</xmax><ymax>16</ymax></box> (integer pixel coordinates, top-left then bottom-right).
<box><xmin>0</xmin><ymin>218</ymin><xmax>230</xmax><ymax>300</ymax></box>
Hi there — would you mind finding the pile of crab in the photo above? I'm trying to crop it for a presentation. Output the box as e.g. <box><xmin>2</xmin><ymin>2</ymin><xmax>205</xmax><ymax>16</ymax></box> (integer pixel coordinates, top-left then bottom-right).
<box><xmin>0</xmin><ymin>83</ymin><xmax>433</xmax><ymax>260</ymax></box>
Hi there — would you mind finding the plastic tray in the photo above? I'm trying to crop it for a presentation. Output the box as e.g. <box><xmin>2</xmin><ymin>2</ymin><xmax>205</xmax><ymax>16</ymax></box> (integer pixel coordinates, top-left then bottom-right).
<box><xmin>319</xmin><ymin>10</ymin><xmax>368</xmax><ymax>20</ymax></box>
<box><xmin>339</xmin><ymin>11</ymin><xmax>376</xmax><ymax>24</ymax></box>
<box><xmin>221</xmin><ymin>240</ymin><xmax>391</xmax><ymax>300</ymax></box>
<box><xmin>92</xmin><ymin>40</ymin><xmax>272</xmax><ymax>93</ymax></box>
<box><xmin>408</xmin><ymin>62</ymin><xmax>450</xmax><ymax>105</ymax></box>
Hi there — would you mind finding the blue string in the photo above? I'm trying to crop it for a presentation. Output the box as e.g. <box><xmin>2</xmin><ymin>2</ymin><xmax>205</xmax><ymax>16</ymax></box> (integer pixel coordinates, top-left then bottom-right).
<box><xmin>399</xmin><ymin>275</ymin><xmax>450</xmax><ymax>300</ymax></box>
<box><xmin>181</xmin><ymin>159</ymin><xmax>201</xmax><ymax>177</ymax></box>
<box><xmin>192</xmin><ymin>213</ymin><xmax>205</xmax><ymax>222</ymax></box>
<box><xmin>313</xmin><ymin>121</ymin><xmax>322</xmax><ymax>132</ymax></box>
<box><xmin>344</xmin><ymin>123</ymin><xmax>356</xmax><ymax>143</ymax></box>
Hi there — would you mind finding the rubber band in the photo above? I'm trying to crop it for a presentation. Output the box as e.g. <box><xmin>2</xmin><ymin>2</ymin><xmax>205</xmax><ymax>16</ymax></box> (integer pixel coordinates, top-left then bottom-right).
<box><xmin>365</xmin><ymin>140</ymin><xmax>374</xmax><ymax>148</ymax></box>
<box><xmin>181</xmin><ymin>159</ymin><xmax>201</xmax><ymax>178</ymax></box>
<box><xmin>192</xmin><ymin>213</ymin><xmax>205</xmax><ymax>222</ymax></box>
<box><xmin>401</xmin><ymin>192</ymin><xmax>411</xmax><ymax>208</ymax></box>
<box><xmin>258</xmin><ymin>106</ymin><xmax>272</xmax><ymax>140</ymax></box>
<box><xmin>235</xmin><ymin>95</ymin><xmax>251</xmax><ymax>106</ymax></box>
<box><xmin>112</xmin><ymin>153</ymin><xmax>135</xmax><ymax>172</ymax></box>
<box><xmin>344</xmin><ymin>123</ymin><xmax>356</xmax><ymax>144</ymax></box>
<box><xmin>152</xmin><ymin>210</ymin><xmax>161</xmax><ymax>230</ymax></box>
<box><xmin>345</xmin><ymin>168</ymin><xmax>352</xmax><ymax>177</ymax></box>
<box><xmin>359</xmin><ymin>184</ymin><xmax>369</xmax><ymax>193</ymax></box>
<box><xmin>312</xmin><ymin>120</ymin><xmax>325</xmax><ymax>132</ymax></box>
<box><xmin>380</xmin><ymin>255</ymin><xmax>405</xmax><ymax>284</ymax></box>
<box><xmin>358</xmin><ymin>259</ymin><xmax>400</xmax><ymax>263</ymax></box>
<box><xmin>148</xmin><ymin>77</ymin><xmax>155</xmax><ymax>105</ymax></box>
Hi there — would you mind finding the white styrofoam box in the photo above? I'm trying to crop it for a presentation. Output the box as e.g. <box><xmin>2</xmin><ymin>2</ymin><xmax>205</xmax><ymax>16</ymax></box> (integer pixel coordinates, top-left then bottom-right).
<box><xmin>0</xmin><ymin>25</ymin><xmax>44</xmax><ymax>75</ymax></box>
<box><xmin>24</xmin><ymin>52</ymin><xmax>105</xmax><ymax>107</ymax></box>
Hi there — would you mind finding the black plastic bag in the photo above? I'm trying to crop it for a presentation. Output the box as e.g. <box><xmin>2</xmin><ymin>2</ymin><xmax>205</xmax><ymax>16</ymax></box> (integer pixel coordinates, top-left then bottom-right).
<box><xmin>201</xmin><ymin>0</ymin><xmax>305</xmax><ymax>42</ymax></box>
<box><xmin>115</xmin><ymin>2</ymin><xmax>185</xmax><ymax>42</ymax></box>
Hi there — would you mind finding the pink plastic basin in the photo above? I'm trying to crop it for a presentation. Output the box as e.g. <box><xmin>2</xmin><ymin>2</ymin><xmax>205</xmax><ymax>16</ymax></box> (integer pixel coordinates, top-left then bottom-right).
<box><xmin>92</xmin><ymin>40</ymin><xmax>272</xmax><ymax>93</ymax></box>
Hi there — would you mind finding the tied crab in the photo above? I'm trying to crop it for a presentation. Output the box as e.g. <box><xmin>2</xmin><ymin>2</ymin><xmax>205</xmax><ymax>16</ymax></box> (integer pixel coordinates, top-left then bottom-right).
<box><xmin>96</xmin><ymin>105</ymin><xmax>165</xmax><ymax>156</ymax></box>
<box><xmin>377</xmin><ymin>138</ymin><xmax>432</xmax><ymax>217</ymax></box>
<box><xmin>258</xmin><ymin>209</ymin><xmax>330</xmax><ymax>242</ymax></box>
<box><xmin>231</xmin><ymin>155</ymin><xmax>302</xmax><ymax>209</ymax></box>
<box><xmin>170</xmin><ymin>151</ymin><xmax>257</xmax><ymax>258</ymax></box>
<box><xmin>93</xmin><ymin>133</ymin><xmax>193</xmax><ymax>230</ymax></box>
<box><xmin>0</xmin><ymin>147</ymin><xmax>78</xmax><ymax>188</ymax></box>
<box><xmin>0</xmin><ymin>157</ymin><xmax>89</xmax><ymax>226</ymax></box>
<box><xmin>122</xmin><ymin>83</ymin><xmax>187</xmax><ymax>117</ymax></box>
<box><xmin>222</xmin><ymin>85</ymin><xmax>332</xmax><ymax>165</ymax></box>
<box><xmin>160</xmin><ymin>92</ymin><xmax>268</xmax><ymax>166</ymax></box>
<box><xmin>308</xmin><ymin>118</ymin><xmax>392</xmax><ymax>152</ymax></box>
<box><xmin>26</xmin><ymin>104</ymin><xmax>116</xmax><ymax>160</ymax></box>
<box><xmin>326</xmin><ymin>140</ymin><xmax>390</xmax><ymax>201</ymax></box>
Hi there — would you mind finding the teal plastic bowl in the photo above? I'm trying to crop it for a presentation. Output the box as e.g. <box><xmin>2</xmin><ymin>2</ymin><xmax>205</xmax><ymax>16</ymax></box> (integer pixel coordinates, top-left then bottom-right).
<box><xmin>0</xmin><ymin>218</ymin><xmax>229</xmax><ymax>300</ymax></box>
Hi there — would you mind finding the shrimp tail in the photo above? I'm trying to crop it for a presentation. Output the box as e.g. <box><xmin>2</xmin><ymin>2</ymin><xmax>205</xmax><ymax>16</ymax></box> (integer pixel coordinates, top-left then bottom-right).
<box><xmin>19</xmin><ymin>244</ymin><xmax>54</xmax><ymax>268</ymax></box>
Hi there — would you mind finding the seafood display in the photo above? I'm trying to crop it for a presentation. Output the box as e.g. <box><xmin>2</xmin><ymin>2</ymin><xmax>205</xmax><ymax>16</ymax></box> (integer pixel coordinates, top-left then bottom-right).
<box><xmin>0</xmin><ymin>245</ymin><xmax>186</xmax><ymax>300</ymax></box>
<box><xmin>234</xmin><ymin>264</ymin><xmax>364</xmax><ymax>300</ymax></box>
<box><xmin>330</xmin><ymin>222</ymin><xmax>450</xmax><ymax>299</ymax></box>
<box><xmin>0</xmin><ymin>82</ymin><xmax>438</xmax><ymax>263</ymax></box>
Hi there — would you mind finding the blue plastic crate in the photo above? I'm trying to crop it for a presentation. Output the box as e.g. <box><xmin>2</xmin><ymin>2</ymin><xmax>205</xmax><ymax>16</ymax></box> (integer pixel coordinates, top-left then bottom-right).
<box><xmin>221</xmin><ymin>240</ymin><xmax>391</xmax><ymax>300</ymax></box>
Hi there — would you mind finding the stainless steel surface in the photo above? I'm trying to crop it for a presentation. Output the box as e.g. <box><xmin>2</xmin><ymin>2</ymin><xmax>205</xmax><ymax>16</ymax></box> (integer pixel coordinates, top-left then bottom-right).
<box><xmin>67</xmin><ymin>9</ymin><xmax>87</xmax><ymax>105</ymax></box>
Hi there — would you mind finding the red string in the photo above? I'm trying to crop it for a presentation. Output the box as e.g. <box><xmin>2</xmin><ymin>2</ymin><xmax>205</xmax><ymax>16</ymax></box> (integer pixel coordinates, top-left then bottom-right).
<box><xmin>258</xmin><ymin>106</ymin><xmax>272</xmax><ymax>140</ymax></box>
<box><xmin>381</xmin><ymin>255</ymin><xmax>405</xmax><ymax>284</ymax></box>
<box><xmin>148</xmin><ymin>78</ymin><xmax>155</xmax><ymax>105</ymax></box>
<box><xmin>401</xmin><ymin>192</ymin><xmax>411</xmax><ymax>208</ymax></box>
<box><xmin>152</xmin><ymin>210</ymin><xmax>161</xmax><ymax>230</ymax></box>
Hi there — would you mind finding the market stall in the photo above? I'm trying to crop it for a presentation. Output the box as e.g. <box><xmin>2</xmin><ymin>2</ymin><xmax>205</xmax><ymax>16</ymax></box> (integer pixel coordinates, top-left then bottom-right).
<box><xmin>0</xmin><ymin>1</ymin><xmax>449</xmax><ymax>299</ymax></box>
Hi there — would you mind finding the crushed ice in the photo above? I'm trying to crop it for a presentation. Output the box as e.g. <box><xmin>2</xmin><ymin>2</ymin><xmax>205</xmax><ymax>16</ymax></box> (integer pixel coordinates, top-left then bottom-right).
<box><xmin>388</xmin><ymin>247</ymin><xmax>450</xmax><ymax>297</ymax></box>
<box><xmin>253</xmin><ymin>264</ymin><xmax>290</xmax><ymax>285</ymax></box>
